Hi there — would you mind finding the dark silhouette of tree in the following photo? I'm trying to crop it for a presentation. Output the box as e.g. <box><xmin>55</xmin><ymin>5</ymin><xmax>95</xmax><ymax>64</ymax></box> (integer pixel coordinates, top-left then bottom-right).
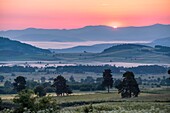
<box><xmin>0</xmin><ymin>76</ymin><xmax>4</xmax><ymax>82</ymax></box>
<box><xmin>52</xmin><ymin>75</ymin><xmax>72</xmax><ymax>96</ymax></box>
<box><xmin>13</xmin><ymin>76</ymin><xmax>26</xmax><ymax>92</ymax></box>
<box><xmin>115</xmin><ymin>71</ymin><xmax>140</xmax><ymax>98</ymax></box>
<box><xmin>64</xmin><ymin>85</ymin><xmax>73</xmax><ymax>95</ymax></box>
<box><xmin>41</xmin><ymin>77</ymin><xmax>46</xmax><ymax>83</ymax></box>
<box><xmin>114</xmin><ymin>79</ymin><xmax>122</xmax><ymax>89</ymax></box>
<box><xmin>34</xmin><ymin>85</ymin><xmax>46</xmax><ymax>97</ymax></box>
<box><xmin>102</xmin><ymin>69</ymin><xmax>113</xmax><ymax>93</ymax></box>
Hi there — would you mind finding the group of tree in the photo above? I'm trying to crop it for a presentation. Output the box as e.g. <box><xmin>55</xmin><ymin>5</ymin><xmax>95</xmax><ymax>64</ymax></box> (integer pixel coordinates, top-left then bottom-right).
<box><xmin>12</xmin><ymin>75</ymin><xmax>72</xmax><ymax>97</ymax></box>
<box><xmin>0</xmin><ymin>65</ymin><xmax>168</xmax><ymax>75</ymax></box>
<box><xmin>114</xmin><ymin>71</ymin><xmax>140</xmax><ymax>98</ymax></box>
<box><xmin>102</xmin><ymin>69</ymin><xmax>140</xmax><ymax>98</ymax></box>
<box><xmin>1</xmin><ymin>69</ymin><xmax>170</xmax><ymax>98</ymax></box>
<box><xmin>0</xmin><ymin>65</ymin><xmax>36</xmax><ymax>73</ymax></box>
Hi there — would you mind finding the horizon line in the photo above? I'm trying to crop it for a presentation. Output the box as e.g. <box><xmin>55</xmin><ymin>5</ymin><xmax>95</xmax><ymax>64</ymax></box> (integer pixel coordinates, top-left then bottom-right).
<box><xmin>1</xmin><ymin>23</ymin><xmax>170</xmax><ymax>31</ymax></box>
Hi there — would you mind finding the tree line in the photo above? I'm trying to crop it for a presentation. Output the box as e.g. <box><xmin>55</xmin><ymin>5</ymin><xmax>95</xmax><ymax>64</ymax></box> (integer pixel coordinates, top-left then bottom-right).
<box><xmin>0</xmin><ymin>65</ymin><xmax>168</xmax><ymax>74</ymax></box>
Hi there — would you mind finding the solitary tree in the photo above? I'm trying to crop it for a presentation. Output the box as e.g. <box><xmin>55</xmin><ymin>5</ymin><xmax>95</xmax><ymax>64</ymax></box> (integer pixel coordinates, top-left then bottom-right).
<box><xmin>52</xmin><ymin>75</ymin><xmax>72</xmax><ymax>96</ymax></box>
<box><xmin>13</xmin><ymin>76</ymin><xmax>26</xmax><ymax>92</ymax></box>
<box><xmin>102</xmin><ymin>69</ymin><xmax>113</xmax><ymax>93</ymax></box>
<box><xmin>115</xmin><ymin>71</ymin><xmax>140</xmax><ymax>98</ymax></box>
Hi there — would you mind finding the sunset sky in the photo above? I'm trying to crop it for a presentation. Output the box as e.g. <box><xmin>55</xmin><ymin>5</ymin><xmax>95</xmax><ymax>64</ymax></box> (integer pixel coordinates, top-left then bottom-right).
<box><xmin>0</xmin><ymin>0</ymin><xmax>170</xmax><ymax>30</ymax></box>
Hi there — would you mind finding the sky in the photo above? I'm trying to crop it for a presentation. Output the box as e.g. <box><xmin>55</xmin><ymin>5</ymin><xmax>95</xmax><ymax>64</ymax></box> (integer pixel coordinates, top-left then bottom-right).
<box><xmin>0</xmin><ymin>0</ymin><xmax>170</xmax><ymax>30</ymax></box>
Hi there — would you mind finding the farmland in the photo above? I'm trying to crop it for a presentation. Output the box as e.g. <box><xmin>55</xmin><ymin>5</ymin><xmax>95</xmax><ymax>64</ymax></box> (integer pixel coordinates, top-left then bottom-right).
<box><xmin>1</xmin><ymin>88</ymin><xmax>170</xmax><ymax>113</ymax></box>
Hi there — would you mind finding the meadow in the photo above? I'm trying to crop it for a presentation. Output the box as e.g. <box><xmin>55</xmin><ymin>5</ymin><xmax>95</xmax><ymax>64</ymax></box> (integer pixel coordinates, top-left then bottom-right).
<box><xmin>1</xmin><ymin>88</ymin><xmax>170</xmax><ymax>113</ymax></box>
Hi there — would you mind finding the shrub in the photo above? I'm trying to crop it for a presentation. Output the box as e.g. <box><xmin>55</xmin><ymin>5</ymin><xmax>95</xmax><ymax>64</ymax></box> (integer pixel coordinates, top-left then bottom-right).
<box><xmin>13</xmin><ymin>89</ymin><xmax>36</xmax><ymax>112</ymax></box>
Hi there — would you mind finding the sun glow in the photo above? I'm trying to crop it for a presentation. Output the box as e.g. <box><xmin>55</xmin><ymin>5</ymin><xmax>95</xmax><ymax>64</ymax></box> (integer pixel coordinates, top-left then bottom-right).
<box><xmin>113</xmin><ymin>26</ymin><xmax>118</xmax><ymax>29</ymax></box>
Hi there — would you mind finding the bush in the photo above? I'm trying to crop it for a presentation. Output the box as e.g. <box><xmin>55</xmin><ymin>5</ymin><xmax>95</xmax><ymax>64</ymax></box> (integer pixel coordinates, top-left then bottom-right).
<box><xmin>13</xmin><ymin>89</ymin><xmax>59</xmax><ymax>113</ymax></box>
<box><xmin>13</xmin><ymin>89</ymin><xmax>36</xmax><ymax>112</ymax></box>
<box><xmin>83</xmin><ymin>104</ymin><xmax>93</xmax><ymax>113</ymax></box>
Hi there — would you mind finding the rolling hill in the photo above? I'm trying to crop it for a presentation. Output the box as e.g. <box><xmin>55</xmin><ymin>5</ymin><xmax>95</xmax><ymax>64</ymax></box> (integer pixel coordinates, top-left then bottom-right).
<box><xmin>90</xmin><ymin>44</ymin><xmax>170</xmax><ymax>63</ymax></box>
<box><xmin>151</xmin><ymin>37</ymin><xmax>170</xmax><ymax>47</ymax></box>
<box><xmin>0</xmin><ymin>37</ymin><xmax>54</xmax><ymax>60</ymax></box>
<box><xmin>0</xmin><ymin>24</ymin><xmax>170</xmax><ymax>42</ymax></box>
<box><xmin>50</xmin><ymin>43</ymin><xmax>115</xmax><ymax>53</ymax></box>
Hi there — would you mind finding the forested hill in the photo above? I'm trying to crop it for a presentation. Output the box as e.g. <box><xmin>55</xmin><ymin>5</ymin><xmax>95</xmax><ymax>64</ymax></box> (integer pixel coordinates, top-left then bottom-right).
<box><xmin>102</xmin><ymin>44</ymin><xmax>151</xmax><ymax>53</ymax></box>
<box><xmin>0</xmin><ymin>37</ymin><xmax>52</xmax><ymax>60</ymax></box>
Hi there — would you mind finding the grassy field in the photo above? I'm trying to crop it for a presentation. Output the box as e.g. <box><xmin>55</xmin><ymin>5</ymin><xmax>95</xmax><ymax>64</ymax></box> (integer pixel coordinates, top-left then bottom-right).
<box><xmin>56</xmin><ymin>89</ymin><xmax>170</xmax><ymax>113</ymax></box>
<box><xmin>1</xmin><ymin>88</ymin><xmax>170</xmax><ymax>113</ymax></box>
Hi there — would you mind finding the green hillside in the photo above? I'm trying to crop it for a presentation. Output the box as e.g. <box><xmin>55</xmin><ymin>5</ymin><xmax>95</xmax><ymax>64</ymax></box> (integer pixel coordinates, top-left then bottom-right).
<box><xmin>0</xmin><ymin>37</ymin><xmax>55</xmax><ymax>60</ymax></box>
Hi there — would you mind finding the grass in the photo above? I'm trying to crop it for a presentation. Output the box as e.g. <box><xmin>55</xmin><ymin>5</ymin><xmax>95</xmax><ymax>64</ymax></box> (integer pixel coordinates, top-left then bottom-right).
<box><xmin>1</xmin><ymin>88</ymin><xmax>170</xmax><ymax>113</ymax></box>
<box><xmin>60</xmin><ymin>102</ymin><xmax>170</xmax><ymax>113</ymax></box>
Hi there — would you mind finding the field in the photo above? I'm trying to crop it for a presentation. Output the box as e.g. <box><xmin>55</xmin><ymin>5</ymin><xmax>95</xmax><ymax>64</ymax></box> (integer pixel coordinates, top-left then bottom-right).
<box><xmin>1</xmin><ymin>88</ymin><xmax>170</xmax><ymax>113</ymax></box>
<box><xmin>55</xmin><ymin>89</ymin><xmax>170</xmax><ymax>113</ymax></box>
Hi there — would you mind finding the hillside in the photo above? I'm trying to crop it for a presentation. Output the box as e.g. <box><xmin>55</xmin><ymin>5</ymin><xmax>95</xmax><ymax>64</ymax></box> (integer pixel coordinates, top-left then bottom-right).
<box><xmin>50</xmin><ymin>43</ymin><xmax>115</xmax><ymax>53</ymax></box>
<box><xmin>0</xmin><ymin>37</ymin><xmax>53</xmax><ymax>60</ymax></box>
<box><xmin>89</xmin><ymin>44</ymin><xmax>170</xmax><ymax>63</ymax></box>
<box><xmin>151</xmin><ymin>37</ymin><xmax>170</xmax><ymax>47</ymax></box>
<box><xmin>0</xmin><ymin>24</ymin><xmax>170</xmax><ymax>42</ymax></box>
<box><xmin>102</xmin><ymin>44</ymin><xmax>151</xmax><ymax>53</ymax></box>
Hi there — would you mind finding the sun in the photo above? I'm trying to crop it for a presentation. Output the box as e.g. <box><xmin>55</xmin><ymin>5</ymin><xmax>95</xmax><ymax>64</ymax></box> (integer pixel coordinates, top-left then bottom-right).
<box><xmin>113</xmin><ymin>25</ymin><xmax>118</xmax><ymax>29</ymax></box>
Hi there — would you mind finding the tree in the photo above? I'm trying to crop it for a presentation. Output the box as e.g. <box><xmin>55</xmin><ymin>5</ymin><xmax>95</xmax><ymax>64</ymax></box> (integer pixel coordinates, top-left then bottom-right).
<box><xmin>13</xmin><ymin>89</ymin><xmax>36</xmax><ymax>112</ymax></box>
<box><xmin>115</xmin><ymin>71</ymin><xmax>140</xmax><ymax>98</ymax></box>
<box><xmin>52</xmin><ymin>75</ymin><xmax>72</xmax><ymax>96</ymax></box>
<box><xmin>0</xmin><ymin>76</ymin><xmax>4</xmax><ymax>82</ymax></box>
<box><xmin>34</xmin><ymin>85</ymin><xmax>46</xmax><ymax>97</ymax></box>
<box><xmin>13</xmin><ymin>76</ymin><xmax>26</xmax><ymax>92</ymax></box>
<box><xmin>41</xmin><ymin>77</ymin><xmax>46</xmax><ymax>83</ymax></box>
<box><xmin>102</xmin><ymin>69</ymin><xmax>113</xmax><ymax>93</ymax></box>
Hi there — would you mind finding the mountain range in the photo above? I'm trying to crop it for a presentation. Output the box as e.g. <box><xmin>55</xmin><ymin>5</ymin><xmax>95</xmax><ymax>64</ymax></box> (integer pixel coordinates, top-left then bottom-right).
<box><xmin>0</xmin><ymin>24</ymin><xmax>170</xmax><ymax>42</ymax></box>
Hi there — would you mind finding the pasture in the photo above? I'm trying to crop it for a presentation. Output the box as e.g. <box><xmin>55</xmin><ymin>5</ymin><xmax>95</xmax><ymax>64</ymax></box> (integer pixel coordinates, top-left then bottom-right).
<box><xmin>1</xmin><ymin>88</ymin><xmax>170</xmax><ymax>113</ymax></box>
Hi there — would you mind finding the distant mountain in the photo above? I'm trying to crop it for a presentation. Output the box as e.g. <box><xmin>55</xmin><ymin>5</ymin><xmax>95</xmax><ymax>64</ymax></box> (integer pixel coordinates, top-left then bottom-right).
<box><xmin>0</xmin><ymin>24</ymin><xmax>170</xmax><ymax>42</ymax></box>
<box><xmin>0</xmin><ymin>37</ymin><xmax>53</xmax><ymax>60</ymax></box>
<box><xmin>151</xmin><ymin>37</ymin><xmax>170</xmax><ymax>47</ymax></box>
<box><xmin>50</xmin><ymin>43</ymin><xmax>115</xmax><ymax>53</ymax></box>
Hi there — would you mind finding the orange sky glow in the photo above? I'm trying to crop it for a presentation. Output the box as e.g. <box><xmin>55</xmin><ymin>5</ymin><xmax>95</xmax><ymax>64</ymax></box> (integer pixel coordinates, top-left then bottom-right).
<box><xmin>0</xmin><ymin>0</ymin><xmax>170</xmax><ymax>30</ymax></box>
